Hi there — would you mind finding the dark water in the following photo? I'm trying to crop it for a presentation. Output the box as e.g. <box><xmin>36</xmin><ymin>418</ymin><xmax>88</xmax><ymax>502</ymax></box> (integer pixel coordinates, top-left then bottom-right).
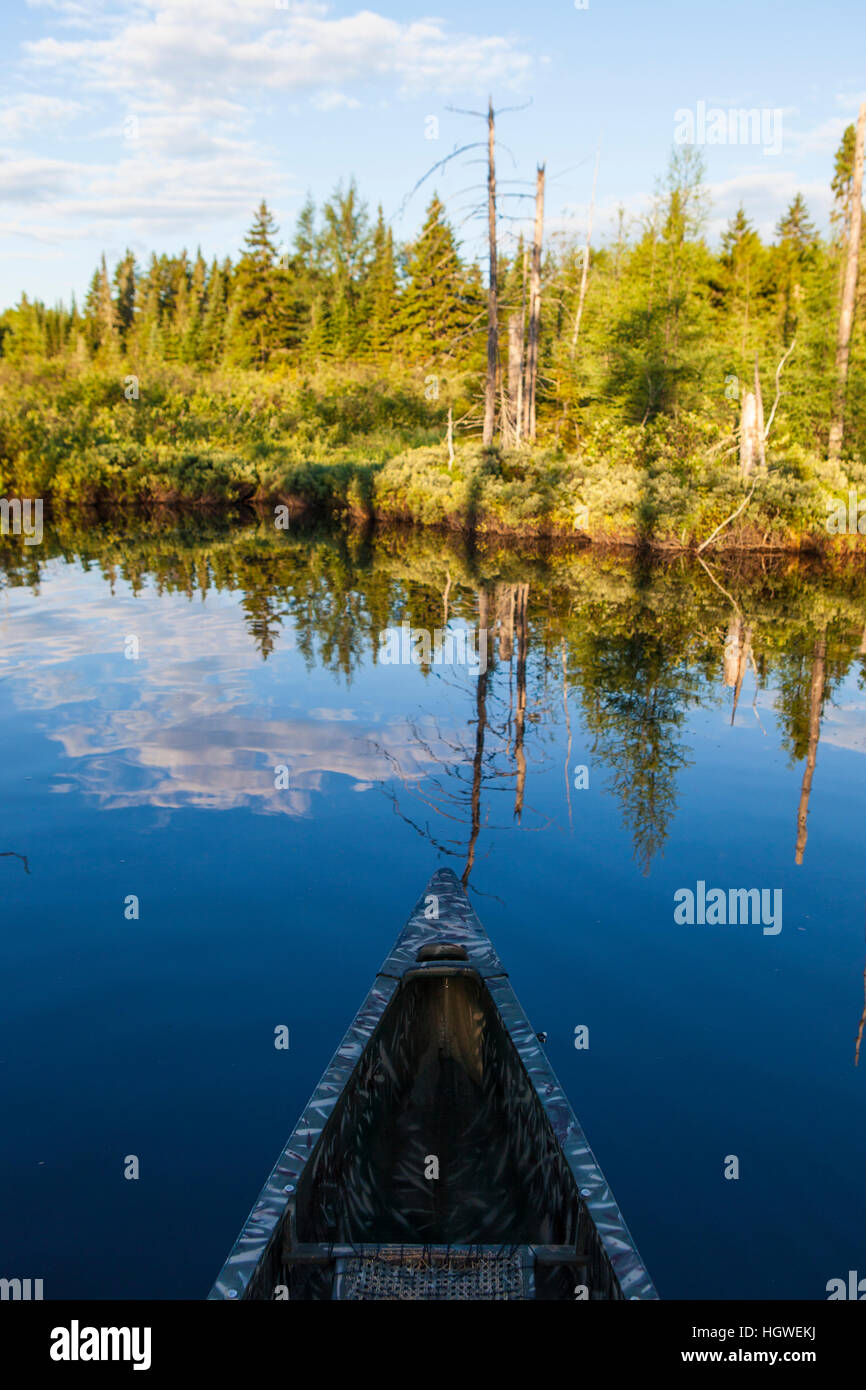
<box><xmin>2</xmin><ymin>515</ymin><xmax>865</xmax><ymax>1299</ymax></box>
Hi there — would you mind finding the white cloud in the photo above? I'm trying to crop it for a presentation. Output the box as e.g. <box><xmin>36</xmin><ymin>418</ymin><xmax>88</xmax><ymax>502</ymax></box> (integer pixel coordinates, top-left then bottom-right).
<box><xmin>3</xmin><ymin>1</ymin><xmax>531</xmax><ymax>271</ymax></box>
<box><xmin>0</xmin><ymin>154</ymin><xmax>87</xmax><ymax>201</ymax></box>
<box><xmin>785</xmin><ymin>115</ymin><xmax>851</xmax><ymax>157</ymax></box>
<box><xmin>0</xmin><ymin>94</ymin><xmax>84</xmax><ymax>138</ymax></box>
<box><xmin>310</xmin><ymin>90</ymin><xmax>361</xmax><ymax>111</ymax></box>
<box><xmin>24</xmin><ymin>2</ymin><xmax>532</xmax><ymax>106</ymax></box>
<box><xmin>835</xmin><ymin>91</ymin><xmax>866</xmax><ymax>112</ymax></box>
<box><xmin>705</xmin><ymin>169</ymin><xmax>830</xmax><ymax>241</ymax></box>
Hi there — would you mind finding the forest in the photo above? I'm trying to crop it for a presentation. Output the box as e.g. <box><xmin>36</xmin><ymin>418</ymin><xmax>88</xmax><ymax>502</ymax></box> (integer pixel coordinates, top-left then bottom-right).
<box><xmin>0</xmin><ymin>110</ymin><xmax>865</xmax><ymax>550</ymax></box>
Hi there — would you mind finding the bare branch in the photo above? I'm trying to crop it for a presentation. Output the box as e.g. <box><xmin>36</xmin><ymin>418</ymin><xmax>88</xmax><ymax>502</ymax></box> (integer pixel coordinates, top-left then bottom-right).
<box><xmin>764</xmin><ymin>337</ymin><xmax>797</xmax><ymax>442</ymax></box>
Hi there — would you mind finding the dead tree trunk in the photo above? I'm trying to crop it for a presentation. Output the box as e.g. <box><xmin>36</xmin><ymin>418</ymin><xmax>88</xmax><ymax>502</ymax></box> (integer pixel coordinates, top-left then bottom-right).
<box><xmin>828</xmin><ymin>102</ymin><xmax>866</xmax><ymax>461</ymax></box>
<box><xmin>482</xmin><ymin>98</ymin><xmax>499</xmax><ymax>448</ymax></box>
<box><xmin>570</xmin><ymin>140</ymin><xmax>600</xmax><ymax>359</ymax></box>
<box><xmin>515</xmin><ymin>246</ymin><xmax>528</xmax><ymax>444</ymax></box>
<box><xmin>753</xmin><ymin>356</ymin><xmax>766</xmax><ymax>469</ymax></box>
<box><xmin>739</xmin><ymin>391</ymin><xmax>758</xmax><ymax>475</ymax></box>
<box><xmin>505</xmin><ymin>312</ymin><xmax>523</xmax><ymax>444</ymax></box>
<box><xmin>740</xmin><ymin>358</ymin><xmax>766</xmax><ymax>475</ymax></box>
<box><xmin>523</xmin><ymin>165</ymin><xmax>545</xmax><ymax>442</ymax></box>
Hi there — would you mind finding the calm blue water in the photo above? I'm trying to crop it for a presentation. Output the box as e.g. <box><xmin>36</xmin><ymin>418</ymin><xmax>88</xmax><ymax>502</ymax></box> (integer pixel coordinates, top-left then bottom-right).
<box><xmin>1</xmin><ymin>521</ymin><xmax>865</xmax><ymax>1298</ymax></box>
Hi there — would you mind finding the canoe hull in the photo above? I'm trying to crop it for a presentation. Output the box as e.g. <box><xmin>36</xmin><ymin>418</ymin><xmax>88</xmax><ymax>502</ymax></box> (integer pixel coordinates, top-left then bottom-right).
<box><xmin>208</xmin><ymin>869</ymin><xmax>657</xmax><ymax>1300</ymax></box>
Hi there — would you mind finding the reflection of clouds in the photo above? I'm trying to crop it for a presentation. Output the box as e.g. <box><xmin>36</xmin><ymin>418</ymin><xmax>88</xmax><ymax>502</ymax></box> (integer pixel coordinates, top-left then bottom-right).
<box><xmin>52</xmin><ymin>710</ymin><xmax>451</xmax><ymax>814</ymax></box>
<box><xmin>750</xmin><ymin>682</ymin><xmax>866</xmax><ymax>754</ymax></box>
<box><xmin>0</xmin><ymin>566</ymin><xmax>458</xmax><ymax>816</ymax></box>
<box><xmin>821</xmin><ymin>702</ymin><xmax>866</xmax><ymax>756</ymax></box>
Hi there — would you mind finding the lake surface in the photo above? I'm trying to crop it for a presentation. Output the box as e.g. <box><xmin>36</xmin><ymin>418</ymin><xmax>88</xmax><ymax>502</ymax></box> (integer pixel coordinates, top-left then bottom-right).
<box><xmin>2</xmin><ymin>514</ymin><xmax>865</xmax><ymax>1299</ymax></box>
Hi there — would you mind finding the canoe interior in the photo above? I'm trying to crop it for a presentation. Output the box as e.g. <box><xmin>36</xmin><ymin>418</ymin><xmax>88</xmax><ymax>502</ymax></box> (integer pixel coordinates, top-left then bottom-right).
<box><xmin>210</xmin><ymin>868</ymin><xmax>657</xmax><ymax>1301</ymax></box>
<box><xmin>246</xmin><ymin>966</ymin><xmax>618</xmax><ymax>1299</ymax></box>
<box><xmin>300</xmin><ymin>971</ymin><xmax>581</xmax><ymax>1246</ymax></box>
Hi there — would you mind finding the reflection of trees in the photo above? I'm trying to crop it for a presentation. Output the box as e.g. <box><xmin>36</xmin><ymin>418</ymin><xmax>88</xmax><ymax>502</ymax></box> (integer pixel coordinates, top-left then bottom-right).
<box><xmin>573</xmin><ymin>632</ymin><xmax>702</xmax><ymax>873</ymax></box>
<box><xmin>379</xmin><ymin>583</ymin><xmax>552</xmax><ymax>887</ymax></box>
<box><xmin>773</xmin><ymin>626</ymin><xmax>854</xmax><ymax>864</ymax></box>
<box><xmin>794</xmin><ymin>630</ymin><xmax>827</xmax><ymax>866</ymax></box>
<box><xmin>8</xmin><ymin>512</ymin><xmax>866</xmax><ymax>883</ymax></box>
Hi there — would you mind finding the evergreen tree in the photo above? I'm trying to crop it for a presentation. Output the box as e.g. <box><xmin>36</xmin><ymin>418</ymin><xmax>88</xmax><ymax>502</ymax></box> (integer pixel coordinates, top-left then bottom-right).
<box><xmin>2</xmin><ymin>295</ymin><xmax>46</xmax><ymax>362</ymax></box>
<box><xmin>228</xmin><ymin>201</ymin><xmax>294</xmax><ymax>365</ymax></box>
<box><xmin>112</xmin><ymin>250</ymin><xmax>137</xmax><ymax>340</ymax></box>
<box><xmin>361</xmin><ymin>206</ymin><xmax>398</xmax><ymax>356</ymax></box>
<box><xmin>718</xmin><ymin>206</ymin><xmax>764</xmax><ymax>362</ymax></box>
<box><xmin>199</xmin><ymin>257</ymin><xmax>229</xmax><ymax>364</ymax></box>
<box><xmin>132</xmin><ymin>254</ymin><xmax>163</xmax><ymax>361</ymax></box>
<box><xmin>399</xmin><ymin>194</ymin><xmax>478</xmax><ymax>362</ymax></box>
<box><xmin>185</xmin><ymin>249</ymin><xmax>208</xmax><ymax>361</ymax></box>
<box><xmin>832</xmin><ymin>124</ymin><xmax>857</xmax><ymax>242</ymax></box>
<box><xmin>84</xmin><ymin>254</ymin><xmax>119</xmax><ymax>355</ymax></box>
<box><xmin>165</xmin><ymin>252</ymin><xmax>191</xmax><ymax>361</ymax></box>
<box><xmin>773</xmin><ymin>194</ymin><xmax>818</xmax><ymax>342</ymax></box>
<box><xmin>319</xmin><ymin>180</ymin><xmax>370</xmax><ymax>355</ymax></box>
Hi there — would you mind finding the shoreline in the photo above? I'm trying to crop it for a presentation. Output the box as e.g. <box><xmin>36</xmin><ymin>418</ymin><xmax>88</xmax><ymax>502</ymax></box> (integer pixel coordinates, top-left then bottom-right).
<box><xmin>6</xmin><ymin>490</ymin><xmax>866</xmax><ymax>559</ymax></box>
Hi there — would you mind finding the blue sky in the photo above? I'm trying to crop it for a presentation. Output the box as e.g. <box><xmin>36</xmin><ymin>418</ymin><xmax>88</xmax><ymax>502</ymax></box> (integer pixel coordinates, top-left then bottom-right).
<box><xmin>0</xmin><ymin>0</ymin><xmax>863</xmax><ymax>308</ymax></box>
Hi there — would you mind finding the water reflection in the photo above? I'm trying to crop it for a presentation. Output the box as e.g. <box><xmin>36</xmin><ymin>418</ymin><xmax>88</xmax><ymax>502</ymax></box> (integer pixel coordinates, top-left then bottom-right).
<box><xmin>3</xmin><ymin>517</ymin><xmax>866</xmax><ymax>870</ymax></box>
<box><xmin>4</xmin><ymin>513</ymin><xmax>866</xmax><ymax>1299</ymax></box>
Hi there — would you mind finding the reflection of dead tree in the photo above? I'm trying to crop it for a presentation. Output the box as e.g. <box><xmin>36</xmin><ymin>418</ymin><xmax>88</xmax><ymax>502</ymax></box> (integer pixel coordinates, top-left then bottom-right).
<box><xmin>513</xmin><ymin>583</ymin><xmax>529</xmax><ymax>821</ymax></box>
<box><xmin>0</xmin><ymin>851</ymin><xmax>30</xmax><ymax>874</ymax></box>
<box><xmin>698</xmin><ymin>559</ymin><xmax>765</xmax><ymax>733</ymax></box>
<box><xmin>464</xmin><ymin>588</ymin><xmax>490</xmax><ymax>884</ymax></box>
<box><xmin>373</xmin><ymin>585</ymin><xmax>552</xmax><ymax>885</ymax></box>
<box><xmin>795</xmin><ymin>629</ymin><xmax>827</xmax><ymax>866</ymax></box>
<box><xmin>562</xmin><ymin>639</ymin><xmax>573</xmax><ymax>831</ymax></box>
<box><xmin>377</xmin><ymin>701</ymin><xmax>551</xmax><ymax>880</ymax></box>
<box><xmin>724</xmin><ymin>615</ymin><xmax>754</xmax><ymax>725</ymax></box>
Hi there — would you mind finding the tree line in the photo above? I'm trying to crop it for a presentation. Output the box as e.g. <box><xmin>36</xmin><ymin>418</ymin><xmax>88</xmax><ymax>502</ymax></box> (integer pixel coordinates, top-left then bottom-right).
<box><xmin>0</xmin><ymin>188</ymin><xmax>484</xmax><ymax>372</ymax></box>
<box><xmin>1</xmin><ymin>117</ymin><xmax>864</xmax><ymax>458</ymax></box>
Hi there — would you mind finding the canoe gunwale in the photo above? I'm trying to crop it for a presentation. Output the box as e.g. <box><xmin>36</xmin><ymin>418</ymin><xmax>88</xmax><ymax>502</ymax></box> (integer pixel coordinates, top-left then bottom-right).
<box><xmin>207</xmin><ymin>868</ymin><xmax>658</xmax><ymax>1301</ymax></box>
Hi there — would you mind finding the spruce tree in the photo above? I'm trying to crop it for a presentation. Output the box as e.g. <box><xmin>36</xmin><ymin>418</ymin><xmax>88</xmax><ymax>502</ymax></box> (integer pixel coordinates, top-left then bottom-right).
<box><xmin>399</xmin><ymin>194</ymin><xmax>477</xmax><ymax>362</ymax></box>
<box><xmin>719</xmin><ymin>206</ymin><xmax>764</xmax><ymax>363</ymax></box>
<box><xmin>84</xmin><ymin>254</ymin><xmax>119</xmax><ymax>355</ymax></box>
<box><xmin>773</xmin><ymin>195</ymin><xmax>818</xmax><ymax>342</ymax></box>
<box><xmin>199</xmin><ymin>258</ymin><xmax>229</xmax><ymax>364</ymax></box>
<box><xmin>113</xmin><ymin>251</ymin><xmax>137</xmax><ymax>340</ymax></box>
<box><xmin>362</xmin><ymin>206</ymin><xmax>398</xmax><ymax>357</ymax></box>
<box><xmin>230</xmin><ymin>201</ymin><xmax>293</xmax><ymax>365</ymax></box>
<box><xmin>319</xmin><ymin>180</ymin><xmax>370</xmax><ymax>355</ymax></box>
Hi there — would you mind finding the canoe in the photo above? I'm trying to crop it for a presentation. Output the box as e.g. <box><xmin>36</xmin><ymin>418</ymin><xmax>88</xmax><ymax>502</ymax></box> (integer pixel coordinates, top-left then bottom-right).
<box><xmin>208</xmin><ymin>868</ymin><xmax>657</xmax><ymax>1300</ymax></box>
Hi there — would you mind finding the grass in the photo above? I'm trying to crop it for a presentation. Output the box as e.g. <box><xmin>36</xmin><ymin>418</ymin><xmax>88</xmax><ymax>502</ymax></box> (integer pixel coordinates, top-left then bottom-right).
<box><xmin>1</xmin><ymin>358</ymin><xmax>864</xmax><ymax>550</ymax></box>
